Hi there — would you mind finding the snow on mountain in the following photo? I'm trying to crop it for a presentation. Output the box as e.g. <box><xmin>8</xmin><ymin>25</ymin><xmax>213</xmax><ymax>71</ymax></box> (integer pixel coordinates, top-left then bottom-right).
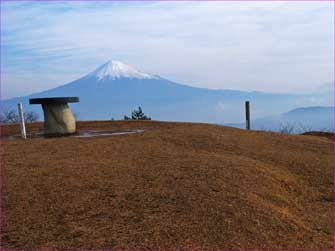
<box><xmin>86</xmin><ymin>60</ymin><xmax>159</xmax><ymax>80</ymax></box>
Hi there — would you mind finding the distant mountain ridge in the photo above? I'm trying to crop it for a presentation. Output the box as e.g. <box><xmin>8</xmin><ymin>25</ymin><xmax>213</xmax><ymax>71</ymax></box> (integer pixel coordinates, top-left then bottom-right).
<box><xmin>227</xmin><ymin>106</ymin><xmax>334</xmax><ymax>132</ymax></box>
<box><xmin>286</xmin><ymin>106</ymin><xmax>333</xmax><ymax>114</ymax></box>
<box><xmin>2</xmin><ymin>61</ymin><xmax>333</xmax><ymax>125</ymax></box>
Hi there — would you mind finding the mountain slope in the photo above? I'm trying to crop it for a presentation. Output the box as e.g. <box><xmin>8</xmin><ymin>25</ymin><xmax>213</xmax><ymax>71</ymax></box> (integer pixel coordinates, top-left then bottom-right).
<box><xmin>2</xmin><ymin>61</ymin><xmax>332</xmax><ymax>123</ymax></box>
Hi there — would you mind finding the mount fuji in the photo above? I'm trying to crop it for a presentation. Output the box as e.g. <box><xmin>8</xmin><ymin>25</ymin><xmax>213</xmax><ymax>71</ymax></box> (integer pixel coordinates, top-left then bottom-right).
<box><xmin>2</xmin><ymin>60</ymin><xmax>333</xmax><ymax>125</ymax></box>
<box><xmin>87</xmin><ymin>60</ymin><xmax>159</xmax><ymax>80</ymax></box>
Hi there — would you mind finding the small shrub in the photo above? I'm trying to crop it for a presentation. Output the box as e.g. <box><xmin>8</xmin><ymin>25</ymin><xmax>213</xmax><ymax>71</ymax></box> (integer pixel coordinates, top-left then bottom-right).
<box><xmin>124</xmin><ymin>106</ymin><xmax>151</xmax><ymax>120</ymax></box>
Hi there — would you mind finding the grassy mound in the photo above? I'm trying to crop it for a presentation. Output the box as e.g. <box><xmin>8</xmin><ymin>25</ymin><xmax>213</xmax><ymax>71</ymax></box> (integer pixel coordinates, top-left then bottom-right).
<box><xmin>2</xmin><ymin>121</ymin><xmax>333</xmax><ymax>249</ymax></box>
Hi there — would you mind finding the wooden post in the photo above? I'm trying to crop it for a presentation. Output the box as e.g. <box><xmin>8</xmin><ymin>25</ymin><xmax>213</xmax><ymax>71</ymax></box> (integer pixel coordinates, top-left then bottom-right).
<box><xmin>18</xmin><ymin>103</ymin><xmax>27</xmax><ymax>139</ymax></box>
<box><xmin>245</xmin><ymin>101</ymin><xmax>250</xmax><ymax>130</ymax></box>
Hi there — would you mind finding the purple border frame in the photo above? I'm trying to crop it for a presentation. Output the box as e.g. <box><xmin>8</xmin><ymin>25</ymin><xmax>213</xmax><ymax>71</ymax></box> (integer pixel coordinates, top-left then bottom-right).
<box><xmin>0</xmin><ymin>0</ymin><xmax>334</xmax><ymax>251</ymax></box>
<box><xmin>0</xmin><ymin>0</ymin><xmax>333</xmax><ymax>1</ymax></box>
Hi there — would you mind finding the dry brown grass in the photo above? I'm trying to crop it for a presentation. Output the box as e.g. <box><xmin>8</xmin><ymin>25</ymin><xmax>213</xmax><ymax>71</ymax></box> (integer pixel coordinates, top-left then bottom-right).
<box><xmin>1</xmin><ymin>121</ymin><xmax>334</xmax><ymax>249</ymax></box>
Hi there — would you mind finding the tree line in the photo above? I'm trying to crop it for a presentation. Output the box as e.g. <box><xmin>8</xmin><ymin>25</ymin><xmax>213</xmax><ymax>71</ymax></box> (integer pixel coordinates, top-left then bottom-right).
<box><xmin>1</xmin><ymin>110</ymin><xmax>39</xmax><ymax>124</ymax></box>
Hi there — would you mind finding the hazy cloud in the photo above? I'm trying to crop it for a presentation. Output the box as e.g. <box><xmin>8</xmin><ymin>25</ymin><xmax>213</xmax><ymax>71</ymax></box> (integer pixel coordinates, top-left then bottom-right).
<box><xmin>1</xmin><ymin>1</ymin><xmax>333</xmax><ymax>99</ymax></box>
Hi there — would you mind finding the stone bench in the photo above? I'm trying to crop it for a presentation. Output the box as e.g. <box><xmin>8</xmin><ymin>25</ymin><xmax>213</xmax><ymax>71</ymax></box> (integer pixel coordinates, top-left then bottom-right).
<box><xmin>29</xmin><ymin>97</ymin><xmax>79</xmax><ymax>135</ymax></box>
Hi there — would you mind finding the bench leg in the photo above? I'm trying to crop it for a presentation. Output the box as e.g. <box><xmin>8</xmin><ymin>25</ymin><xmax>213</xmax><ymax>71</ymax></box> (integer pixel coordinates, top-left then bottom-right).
<box><xmin>42</xmin><ymin>103</ymin><xmax>76</xmax><ymax>135</ymax></box>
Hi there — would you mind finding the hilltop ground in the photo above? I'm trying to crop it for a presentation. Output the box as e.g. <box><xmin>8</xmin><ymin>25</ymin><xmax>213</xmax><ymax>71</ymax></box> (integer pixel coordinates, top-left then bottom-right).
<box><xmin>1</xmin><ymin>121</ymin><xmax>334</xmax><ymax>250</ymax></box>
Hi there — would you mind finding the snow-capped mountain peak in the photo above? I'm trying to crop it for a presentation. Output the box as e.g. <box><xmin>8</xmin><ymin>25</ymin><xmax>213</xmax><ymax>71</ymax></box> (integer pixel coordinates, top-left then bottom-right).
<box><xmin>87</xmin><ymin>60</ymin><xmax>158</xmax><ymax>80</ymax></box>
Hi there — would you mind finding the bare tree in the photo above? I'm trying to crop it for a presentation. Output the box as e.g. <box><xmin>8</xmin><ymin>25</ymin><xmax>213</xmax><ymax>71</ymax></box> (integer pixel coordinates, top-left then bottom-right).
<box><xmin>297</xmin><ymin>122</ymin><xmax>313</xmax><ymax>134</ymax></box>
<box><xmin>1</xmin><ymin>110</ymin><xmax>39</xmax><ymax>124</ymax></box>
<box><xmin>24</xmin><ymin>111</ymin><xmax>39</xmax><ymax>123</ymax></box>
<box><xmin>1</xmin><ymin>110</ymin><xmax>19</xmax><ymax>124</ymax></box>
<box><xmin>279</xmin><ymin>122</ymin><xmax>296</xmax><ymax>134</ymax></box>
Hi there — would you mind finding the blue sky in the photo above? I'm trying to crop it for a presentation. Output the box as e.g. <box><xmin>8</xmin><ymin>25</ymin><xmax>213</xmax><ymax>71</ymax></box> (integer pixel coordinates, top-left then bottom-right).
<box><xmin>1</xmin><ymin>1</ymin><xmax>334</xmax><ymax>99</ymax></box>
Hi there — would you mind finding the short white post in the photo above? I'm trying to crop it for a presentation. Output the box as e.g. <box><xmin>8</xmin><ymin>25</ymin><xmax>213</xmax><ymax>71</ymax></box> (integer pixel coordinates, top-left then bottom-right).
<box><xmin>17</xmin><ymin>103</ymin><xmax>27</xmax><ymax>139</ymax></box>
